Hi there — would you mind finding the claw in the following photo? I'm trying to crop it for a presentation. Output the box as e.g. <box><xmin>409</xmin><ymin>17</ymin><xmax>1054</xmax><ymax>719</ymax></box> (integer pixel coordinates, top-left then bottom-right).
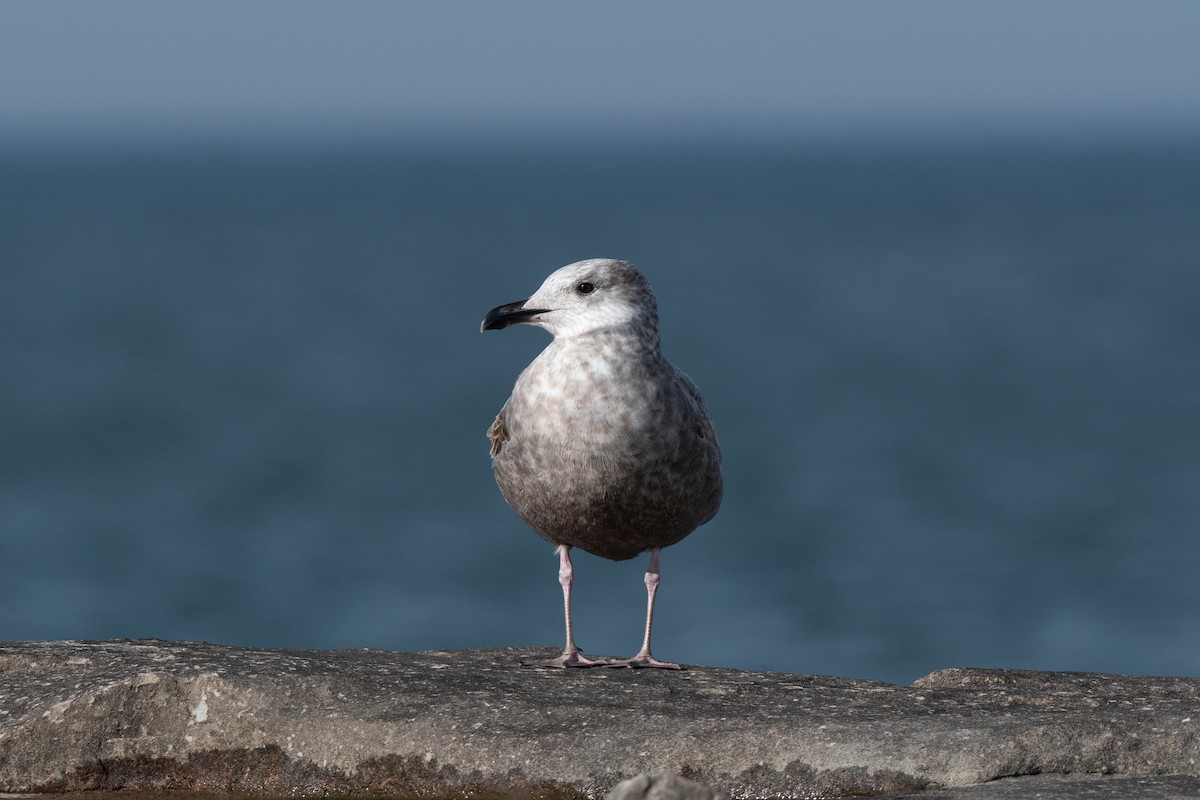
<box><xmin>521</xmin><ymin>649</ymin><xmax>610</xmax><ymax>668</ymax></box>
<box><xmin>607</xmin><ymin>654</ymin><xmax>684</xmax><ymax>670</ymax></box>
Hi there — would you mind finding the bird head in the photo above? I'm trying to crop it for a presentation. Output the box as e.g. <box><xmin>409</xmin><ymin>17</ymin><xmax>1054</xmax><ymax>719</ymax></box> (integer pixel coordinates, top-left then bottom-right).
<box><xmin>481</xmin><ymin>259</ymin><xmax>659</xmax><ymax>340</ymax></box>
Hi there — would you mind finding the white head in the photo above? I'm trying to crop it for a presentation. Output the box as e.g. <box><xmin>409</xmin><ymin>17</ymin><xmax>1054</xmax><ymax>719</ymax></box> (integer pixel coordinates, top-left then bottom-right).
<box><xmin>481</xmin><ymin>259</ymin><xmax>660</xmax><ymax>341</ymax></box>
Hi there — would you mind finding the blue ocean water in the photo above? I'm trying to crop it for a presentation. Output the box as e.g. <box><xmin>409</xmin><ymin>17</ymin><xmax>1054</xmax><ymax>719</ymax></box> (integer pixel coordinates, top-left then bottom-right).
<box><xmin>2</xmin><ymin>140</ymin><xmax>1198</xmax><ymax>683</ymax></box>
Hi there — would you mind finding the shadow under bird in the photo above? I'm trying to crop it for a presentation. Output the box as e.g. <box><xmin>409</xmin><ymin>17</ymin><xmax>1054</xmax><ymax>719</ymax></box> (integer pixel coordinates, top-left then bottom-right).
<box><xmin>481</xmin><ymin>258</ymin><xmax>722</xmax><ymax>669</ymax></box>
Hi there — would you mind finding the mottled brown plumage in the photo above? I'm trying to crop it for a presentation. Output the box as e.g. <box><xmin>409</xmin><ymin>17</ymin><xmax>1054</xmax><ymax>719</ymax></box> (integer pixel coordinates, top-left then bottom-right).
<box><xmin>482</xmin><ymin>259</ymin><xmax>722</xmax><ymax>669</ymax></box>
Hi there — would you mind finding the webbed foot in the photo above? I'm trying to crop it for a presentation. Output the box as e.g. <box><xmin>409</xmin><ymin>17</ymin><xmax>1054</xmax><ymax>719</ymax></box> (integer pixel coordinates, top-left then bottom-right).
<box><xmin>521</xmin><ymin>649</ymin><xmax>610</xmax><ymax>668</ymax></box>
<box><xmin>607</xmin><ymin>654</ymin><xmax>684</xmax><ymax>670</ymax></box>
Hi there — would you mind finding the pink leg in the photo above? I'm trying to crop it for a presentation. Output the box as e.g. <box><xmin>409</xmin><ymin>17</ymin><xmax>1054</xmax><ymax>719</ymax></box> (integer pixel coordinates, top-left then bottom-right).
<box><xmin>608</xmin><ymin>548</ymin><xmax>683</xmax><ymax>669</ymax></box>
<box><xmin>522</xmin><ymin>545</ymin><xmax>608</xmax><ymax>668</ymax></box>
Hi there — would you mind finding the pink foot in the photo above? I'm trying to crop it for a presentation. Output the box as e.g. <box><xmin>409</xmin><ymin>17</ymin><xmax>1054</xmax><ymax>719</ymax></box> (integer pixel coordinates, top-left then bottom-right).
<box><xmin>521</xmin><ymin>650</ymin><xmax>609</xmax><ymax>668</ymax></box>
<box><xmin>607</xmin><ymin>654</ymin><xmax>684</xmax><ymax>670</ymax></box>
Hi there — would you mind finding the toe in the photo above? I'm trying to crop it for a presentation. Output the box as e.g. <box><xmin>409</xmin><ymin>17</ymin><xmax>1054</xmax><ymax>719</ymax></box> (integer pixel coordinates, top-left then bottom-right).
<box><xmin>607</xmin><ymin>655</ymin><xmax>684</xmax><ymax>670</ymax></box>
<box><xmin>521</xmin><ymin>650</ymin><xmax>609</xmax><ymax>668</ymax></box>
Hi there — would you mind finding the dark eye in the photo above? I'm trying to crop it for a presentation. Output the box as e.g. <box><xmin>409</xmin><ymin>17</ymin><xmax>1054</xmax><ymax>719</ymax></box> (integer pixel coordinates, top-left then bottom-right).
<box><xmin>576</xmin><ymin>281</ymin><xmax>595</xmax><ymax>295</ymax></box>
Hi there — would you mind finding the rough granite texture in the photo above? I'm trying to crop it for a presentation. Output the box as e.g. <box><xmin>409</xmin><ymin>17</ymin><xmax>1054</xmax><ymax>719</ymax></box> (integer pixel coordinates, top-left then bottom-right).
<box><xmin>607</xmin><ymin>771</ymin><xmax>730</xmax><ymax>800</ymax></box>
<box><xmin>1</xmin><ymin>640</ymin><xmax>1198</xmax><ymax>798</ymax></box>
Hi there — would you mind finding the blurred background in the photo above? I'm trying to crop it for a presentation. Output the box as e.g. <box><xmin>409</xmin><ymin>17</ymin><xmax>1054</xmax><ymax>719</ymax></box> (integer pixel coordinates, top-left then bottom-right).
<box><xmin>2</xmin><ymin>1</ymin><xmax>1199</xmax><ymax>684</ymax></box>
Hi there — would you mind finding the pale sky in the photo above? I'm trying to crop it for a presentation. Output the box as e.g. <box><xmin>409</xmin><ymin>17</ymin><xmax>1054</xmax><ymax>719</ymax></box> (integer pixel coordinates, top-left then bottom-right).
<box><xmin>2</xmin><ymin>1</ymin><xmax>1199</xmax><ymax>146</ymax></box>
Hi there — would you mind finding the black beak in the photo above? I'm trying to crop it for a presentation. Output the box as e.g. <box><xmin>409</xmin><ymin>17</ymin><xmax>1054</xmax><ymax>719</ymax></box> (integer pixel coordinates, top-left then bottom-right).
<box><xmin>481</xmin><ymin>300</ymin><xmax>549</xmax><ymax>332</ymax></box>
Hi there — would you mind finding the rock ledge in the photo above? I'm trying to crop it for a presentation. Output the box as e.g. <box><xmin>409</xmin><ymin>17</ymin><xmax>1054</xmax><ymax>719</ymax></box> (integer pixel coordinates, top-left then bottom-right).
<box><xmin>1</xmin><ymin>640</ymin><xmax>1198</xmax><ymax>798</ymax></box>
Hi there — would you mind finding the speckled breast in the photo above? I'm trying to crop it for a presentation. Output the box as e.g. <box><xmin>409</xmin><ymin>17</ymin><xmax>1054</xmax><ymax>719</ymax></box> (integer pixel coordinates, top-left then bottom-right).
<box><xmin>490</xmin><ymin>349</ymin><xmax>722</xmax><ymax>561</ymax></box>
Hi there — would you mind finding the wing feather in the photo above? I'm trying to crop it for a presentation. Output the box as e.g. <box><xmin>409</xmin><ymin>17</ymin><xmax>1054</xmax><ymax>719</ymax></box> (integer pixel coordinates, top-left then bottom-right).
<box><xmin>487</xmin><ymin>408</ymin><xmax>509</xmax><ymax>457</ymax></box>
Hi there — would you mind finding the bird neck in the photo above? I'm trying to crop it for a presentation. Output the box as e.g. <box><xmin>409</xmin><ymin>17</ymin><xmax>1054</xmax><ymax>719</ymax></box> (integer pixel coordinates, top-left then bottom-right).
<box><xmin>578</xmin><ymin>324</ymin><xmax>662</xmax><ymax>361</ymax></box>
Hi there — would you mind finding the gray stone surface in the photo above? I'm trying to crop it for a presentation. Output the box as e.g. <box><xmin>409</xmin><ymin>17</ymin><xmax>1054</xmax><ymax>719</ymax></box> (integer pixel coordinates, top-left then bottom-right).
<box><xmin>607</xmin><ymin>772</ymin><xmax>730</xmax><ymax>800</ymax></box>
<box><xmin>1</xmin><ymin>640</ymin><xmax>1198</xmax><ymax>798</ymax></box>
<box><xmin>890</xmin><ymin>774</ymin><xmax>1200</xmax><ymax>799</ymax></box>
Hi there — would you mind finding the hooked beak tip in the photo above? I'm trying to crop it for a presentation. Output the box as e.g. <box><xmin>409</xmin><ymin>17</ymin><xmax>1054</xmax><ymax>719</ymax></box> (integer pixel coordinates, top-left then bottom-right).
<box><xmin>482</xmin><ymin>300</ymin><xmax>547</xmax><ymax>332</ymax></box>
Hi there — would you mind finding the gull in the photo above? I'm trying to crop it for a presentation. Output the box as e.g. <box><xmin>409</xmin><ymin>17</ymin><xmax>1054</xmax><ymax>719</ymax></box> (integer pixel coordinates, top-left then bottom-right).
<box><xmin>481</xmin><ymin>259</ymin><xmax>722</xmax><ymax>669</ymax></box>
